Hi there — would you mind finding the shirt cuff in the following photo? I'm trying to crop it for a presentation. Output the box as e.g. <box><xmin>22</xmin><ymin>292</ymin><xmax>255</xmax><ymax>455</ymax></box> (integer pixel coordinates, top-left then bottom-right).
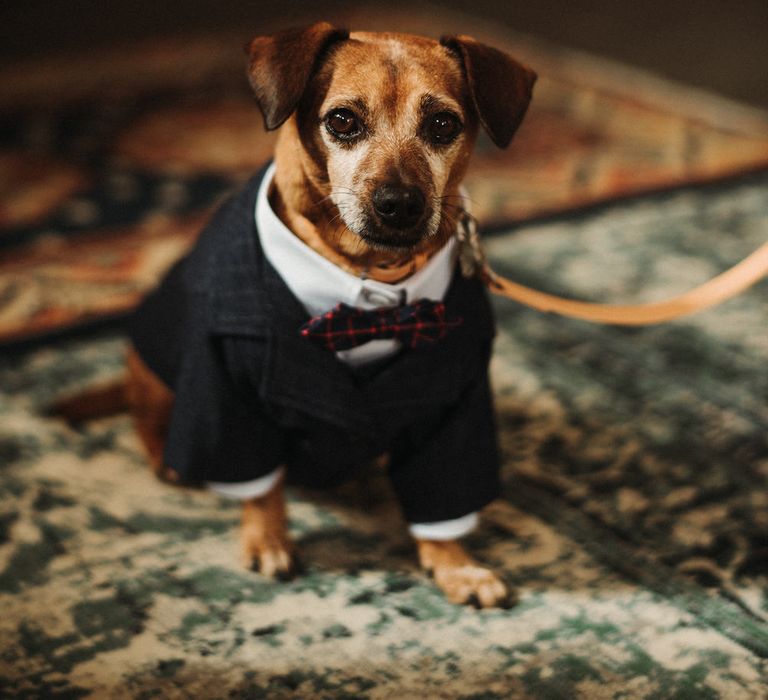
<box><xmin>207</xmin><ymin>466</ymin><xmax>284</xmax><ymax>500</ymax></box>
<box><xmin>408</xmin><ymin>512</ymin><xmax>479</xmax><ymax>541</ymax></box>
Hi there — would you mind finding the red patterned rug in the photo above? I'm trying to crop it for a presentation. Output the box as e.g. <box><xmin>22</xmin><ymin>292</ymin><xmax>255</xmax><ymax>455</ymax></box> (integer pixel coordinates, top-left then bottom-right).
<box><xmin>2</xmin><ymin>11</ymin><xmax>768</xmax><ymax>346</ymax></box>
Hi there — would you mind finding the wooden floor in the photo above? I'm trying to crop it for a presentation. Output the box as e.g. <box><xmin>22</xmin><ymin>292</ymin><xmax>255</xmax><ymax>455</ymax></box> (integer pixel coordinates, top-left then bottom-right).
<box><xmin>0</xmin><ymin>0</ymin><xmax>766</xmax><ymax>108</ymax></box>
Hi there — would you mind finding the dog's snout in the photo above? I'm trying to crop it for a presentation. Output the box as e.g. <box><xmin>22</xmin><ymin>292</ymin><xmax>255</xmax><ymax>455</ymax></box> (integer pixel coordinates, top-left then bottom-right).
<box><xmin>372</xmin><ymin>184</ymin><xmax>426</xmax><ymax>229</ymax></box>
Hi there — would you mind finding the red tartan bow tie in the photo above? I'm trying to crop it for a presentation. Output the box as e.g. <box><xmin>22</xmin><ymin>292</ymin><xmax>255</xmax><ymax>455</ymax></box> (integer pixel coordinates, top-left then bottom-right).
<box><xmin>300</xmin><ymin>299</ymin><xmax>463</xmax><ymax>351</ymax></box>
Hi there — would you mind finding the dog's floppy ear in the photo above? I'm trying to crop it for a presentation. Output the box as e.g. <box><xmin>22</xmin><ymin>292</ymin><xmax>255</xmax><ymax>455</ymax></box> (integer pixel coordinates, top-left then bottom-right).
<box><xmin>246</xmin><ymin>22</ymin><xmax>349</xmax><ymax>131</ymax></box>
<box><xmin>440</xmin><ymin>35</ymin><xmax>536</xmax><ymax>149</ymax></box>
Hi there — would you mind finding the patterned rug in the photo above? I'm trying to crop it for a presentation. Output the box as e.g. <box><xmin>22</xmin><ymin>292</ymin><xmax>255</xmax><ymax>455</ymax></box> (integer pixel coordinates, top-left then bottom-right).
<box><xmin>2</xmin><ymin>10</ymin><xmax>768</xmax><ymax>346</ymax></box>
<box><xmin>1</xmin><ymin>169</ymin><xmax>766</xmax><ymax>698</ymax></box>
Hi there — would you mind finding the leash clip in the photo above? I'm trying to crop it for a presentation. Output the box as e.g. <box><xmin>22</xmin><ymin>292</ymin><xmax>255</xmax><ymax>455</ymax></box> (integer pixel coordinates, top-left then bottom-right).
<box><xmin>456</xmin><ymin>209</ymin><xmax>498</xmax><ymax>285</ymax></box>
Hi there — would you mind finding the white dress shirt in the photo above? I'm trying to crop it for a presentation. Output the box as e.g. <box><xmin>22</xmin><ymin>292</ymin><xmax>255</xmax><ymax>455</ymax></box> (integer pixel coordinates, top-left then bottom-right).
<box><xmin>208</xmin><ymin>163</ymin><xmax>478</xmax><ymax>541</ymax></box>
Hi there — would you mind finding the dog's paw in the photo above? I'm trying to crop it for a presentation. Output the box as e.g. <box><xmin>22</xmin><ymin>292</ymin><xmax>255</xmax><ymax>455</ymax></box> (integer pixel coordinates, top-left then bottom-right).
<box><xmin>241</xmin><ymin>534</ymin><xmax>297</xmax><ymax>580</ymax></box>
<box><xmin>416</xmin><ymin>538</ymin><xmax>516</xmax><ymax>609</ymax></box>
<box><xmin>432</xmin><ymin>563</ymin><xmax>514</xmax><ymax>608</ymax></box>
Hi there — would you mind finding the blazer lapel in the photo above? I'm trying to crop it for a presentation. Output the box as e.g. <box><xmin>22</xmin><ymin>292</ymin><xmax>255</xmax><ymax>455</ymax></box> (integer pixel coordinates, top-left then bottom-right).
<box><xmin>211</xmin><ymin>244</ymin><xmax>379</xmax><ymax>436</ymax></box>
<box><xmin>263</xmin><ymin>330</ymin><xmax>377</xmax><ymax>435</ymax></box>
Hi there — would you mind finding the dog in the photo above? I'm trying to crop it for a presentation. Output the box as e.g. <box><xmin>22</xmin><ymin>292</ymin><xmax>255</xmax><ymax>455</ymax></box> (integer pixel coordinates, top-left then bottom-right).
<box><xmin>55</xmin><ymin>23</ymin><xmax>536</xmax><ymax>608</ymax></box>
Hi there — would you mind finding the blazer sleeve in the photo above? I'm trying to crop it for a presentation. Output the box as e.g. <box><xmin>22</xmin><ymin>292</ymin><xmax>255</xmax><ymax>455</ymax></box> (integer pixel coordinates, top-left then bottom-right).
<box><xmin>386</xmin><ymin>355</ymin><xmax>501</xmax><ymax>524</ymax></box>
<box><xmin>162</xmin><ymin>305</ymin><xmax>285</xmax><ymax>485</ymax></box>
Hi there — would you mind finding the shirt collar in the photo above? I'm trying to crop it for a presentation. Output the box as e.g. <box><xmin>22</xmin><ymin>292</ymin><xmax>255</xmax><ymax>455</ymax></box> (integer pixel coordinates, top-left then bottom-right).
<box><xmin>255</xmin><ymin>163</ymin><xmax>460</xmax><ymax>318</ymax></box>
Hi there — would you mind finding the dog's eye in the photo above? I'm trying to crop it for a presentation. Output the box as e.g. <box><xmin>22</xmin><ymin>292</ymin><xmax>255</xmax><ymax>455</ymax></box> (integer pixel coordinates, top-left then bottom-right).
<box><xmin>425</xmin><ymin>112</ymin><xmax>462</xmax><ymax>145</ymax></box>
<box><xmin>325</xmin><ymin>109</ymin><xmax>363</xmax><ymax>140</ymax></box>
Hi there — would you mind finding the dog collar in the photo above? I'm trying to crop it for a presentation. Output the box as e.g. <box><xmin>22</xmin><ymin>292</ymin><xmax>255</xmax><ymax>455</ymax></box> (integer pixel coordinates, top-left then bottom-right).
<box><xmin>361</xmin><ymin>250</ymin><xmax>432</xmax><ymax>284</ymax></box>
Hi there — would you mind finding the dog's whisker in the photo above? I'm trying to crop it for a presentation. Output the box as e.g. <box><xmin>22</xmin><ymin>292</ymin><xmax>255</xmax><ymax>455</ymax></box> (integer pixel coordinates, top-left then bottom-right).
<box><xmin>309</xmin><ymin>188</ymin><xmax>360</xmax><ymax>212</ymax></box>
<box><xmin>438</xmin><ymin>196</ymin><xmax>470</xmax><ymax>207</ymax></box>
<box><xmin>441</xmin><ymin>194</ymin><xmax>480</xmax><ymax>210</ymax></box>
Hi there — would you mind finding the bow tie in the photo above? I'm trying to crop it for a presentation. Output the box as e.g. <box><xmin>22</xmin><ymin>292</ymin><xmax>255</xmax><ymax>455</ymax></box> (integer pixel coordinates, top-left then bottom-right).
<box><xmin>300</xmin><ymin>299</ymin><xmax>463</xmax><ymax>351</ymax></box>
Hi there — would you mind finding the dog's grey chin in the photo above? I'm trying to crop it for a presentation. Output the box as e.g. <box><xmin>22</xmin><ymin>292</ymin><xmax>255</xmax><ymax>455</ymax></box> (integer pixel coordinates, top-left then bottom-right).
<box><xmin>350</xmin><ymin>215</ymin><xmax>440</xmax><ymax>251</ymax></box>
<box><xmin>356</xmin><ymin>230</ymin><xmax>425</xmax><ymax>251</ymax></box>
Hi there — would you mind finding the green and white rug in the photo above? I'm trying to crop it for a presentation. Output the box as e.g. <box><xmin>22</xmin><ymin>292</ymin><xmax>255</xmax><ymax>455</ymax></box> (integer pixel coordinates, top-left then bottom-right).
<box><xmin>1</xmin><ymin>173</ymin><xmax>766</xmax><ymax>698</ymax></box>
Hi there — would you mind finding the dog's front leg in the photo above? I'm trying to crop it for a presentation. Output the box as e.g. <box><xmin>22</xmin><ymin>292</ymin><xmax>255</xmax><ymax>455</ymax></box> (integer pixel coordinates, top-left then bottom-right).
<box><xmin>240</xmin><ymin>472</ymin><xmax>295</xmax><ymax>579</ymax></box>
<box><xmin>415</xmin><ymin>538</ymin><xmax>514</xmax><ymax>608</ymax></box>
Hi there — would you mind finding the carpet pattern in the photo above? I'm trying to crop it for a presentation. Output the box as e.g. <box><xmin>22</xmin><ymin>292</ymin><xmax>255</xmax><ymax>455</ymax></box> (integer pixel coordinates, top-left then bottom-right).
<box><xmin>2</xmin><ymin>18</ymin><xmax>768</xmax><ymax>346</ymax></box>
<box><xmin>1</xmin><ymin>172</ymin><xmax>766</xmax><ymax>698</ymax></box>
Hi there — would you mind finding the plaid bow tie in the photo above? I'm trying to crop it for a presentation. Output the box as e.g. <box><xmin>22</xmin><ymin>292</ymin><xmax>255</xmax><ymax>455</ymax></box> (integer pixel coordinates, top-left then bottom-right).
<box><xmin>300</xmin><ymin>299</ymin><xmax>463</xmax><ymax>351</ymax></box>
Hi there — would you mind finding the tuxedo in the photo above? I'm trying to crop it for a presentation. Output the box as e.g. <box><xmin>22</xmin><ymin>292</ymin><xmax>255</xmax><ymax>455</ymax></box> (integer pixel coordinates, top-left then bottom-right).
<box><xmin>128</xmin><ymin>166</ymin><xmax>501</xmax><ymax>525</ymax></box>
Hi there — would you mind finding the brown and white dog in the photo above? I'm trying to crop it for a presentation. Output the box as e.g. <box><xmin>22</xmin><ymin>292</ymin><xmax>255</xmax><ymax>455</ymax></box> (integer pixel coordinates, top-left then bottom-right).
<box><xmin>57</xmin><ymin>23</ymin><xmax>536</xmax><ymax>608</ymax></box>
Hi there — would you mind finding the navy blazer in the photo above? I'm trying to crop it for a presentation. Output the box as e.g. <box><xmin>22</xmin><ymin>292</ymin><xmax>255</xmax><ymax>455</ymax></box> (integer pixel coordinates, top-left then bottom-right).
<box><xmin>128</xmin><ymin>167</ymin><xmax>501</xmax><ymax>524</ymax></box>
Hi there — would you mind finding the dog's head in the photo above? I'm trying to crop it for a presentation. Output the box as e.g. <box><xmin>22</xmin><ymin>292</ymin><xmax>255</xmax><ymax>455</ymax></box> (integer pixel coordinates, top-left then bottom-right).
<box><xmin>246</xmin><ymin>23</ymin><xmax>536</xmax><ymax>259</ymax></box>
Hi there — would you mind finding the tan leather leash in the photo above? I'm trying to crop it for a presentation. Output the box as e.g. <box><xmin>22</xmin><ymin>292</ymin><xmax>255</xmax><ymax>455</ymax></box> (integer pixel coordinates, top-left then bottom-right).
<box><xmin>456</xmin><ymin>211</ymin><xmax>768</xmax><ymax>325</ymax></box>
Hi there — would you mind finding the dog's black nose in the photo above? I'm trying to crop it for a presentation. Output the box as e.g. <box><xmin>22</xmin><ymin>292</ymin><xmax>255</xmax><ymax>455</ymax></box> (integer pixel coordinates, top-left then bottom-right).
<box><xmin>372</xmin><ymin>184</ymin><xmax>425</xmax><ymax>229</ymax></box>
